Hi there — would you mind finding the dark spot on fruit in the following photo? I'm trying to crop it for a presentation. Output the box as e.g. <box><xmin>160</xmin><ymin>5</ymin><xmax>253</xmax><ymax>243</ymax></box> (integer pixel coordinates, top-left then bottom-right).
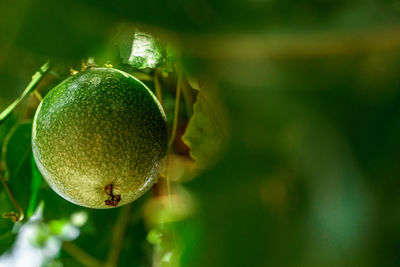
<box><xmin>104</xmin><ymin>184</ymin><xmax>122</xmax><ymax>207</ymax></box>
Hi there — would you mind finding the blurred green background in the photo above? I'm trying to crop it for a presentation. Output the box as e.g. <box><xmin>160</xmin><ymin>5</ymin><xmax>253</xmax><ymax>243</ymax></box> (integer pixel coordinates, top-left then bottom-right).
<box><xmin>1</xmin><ymin>0</ymin><xmax>400</xmax><ymax>266</ymax></box>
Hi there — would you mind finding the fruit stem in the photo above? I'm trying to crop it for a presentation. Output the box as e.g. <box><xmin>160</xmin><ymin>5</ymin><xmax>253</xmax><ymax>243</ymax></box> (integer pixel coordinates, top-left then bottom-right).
<box><xmin>0</xmin><ymin>171</ymin><xmax>24</xmax><ymax>222</ymax></box>
<box><xmin>154</xmin><ymin>69</ymin><xmax>163</xmax><ymax>107</ymax></box>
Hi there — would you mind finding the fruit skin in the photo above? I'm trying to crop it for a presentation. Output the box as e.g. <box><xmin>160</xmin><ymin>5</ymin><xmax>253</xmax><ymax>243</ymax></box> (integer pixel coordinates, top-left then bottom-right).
<box><xmin>32</xmin><ymin>67</ymin><xmax>168</xmax><ymax>209</ymax></box>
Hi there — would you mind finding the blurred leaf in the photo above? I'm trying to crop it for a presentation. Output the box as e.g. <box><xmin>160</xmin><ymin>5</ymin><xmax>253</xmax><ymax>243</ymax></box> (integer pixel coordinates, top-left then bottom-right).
<box><xmin>116</xmin><ymin>27</ymin><xmax>176</xmax><ymax>71</ymax></box>
<box><xmin>187</xmin><ymin>77</ymin><xmax>201</xmax><ymax>91</ymax></box>
<box><xmin>0</xmin><ymin>62</ymin><xmax>51</xmax><ymax>125</ymax></box>
<box><xmin>2</xmin><ymin>122</ymin><xmax>32</xmax><ymax>181</ymax></box>
<box><xmin>0</xmin><ymin>230</ymin><xmax>15</xmax><ymax>255</ymax></box>
<box><xmin>182</xmin><ymin>85</ymin><xmax>229</xmax><ymax>169</ymax></box>
<box><xmin>118</xmin><ymin>31</ymin><xmax>164</xmax><ymax>69</ymax></box>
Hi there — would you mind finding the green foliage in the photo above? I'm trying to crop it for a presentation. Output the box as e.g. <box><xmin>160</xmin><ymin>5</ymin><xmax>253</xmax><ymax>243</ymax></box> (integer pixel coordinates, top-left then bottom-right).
<box><xmin>182</xmin><ymin>85</ymin><xmax>229</xmax><ymax>169</ymax></box>
<box><xmin>3</xmin><ymin>122</ymin><xmax>32</xmax><ymax>181</ymax></box>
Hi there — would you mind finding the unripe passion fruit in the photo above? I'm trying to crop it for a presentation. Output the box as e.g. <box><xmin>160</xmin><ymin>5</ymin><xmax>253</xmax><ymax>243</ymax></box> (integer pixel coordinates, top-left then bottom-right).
<box><xmin>32</xmin><ymin>67</ymin><xmax>168</xmax><ymax>209</ymax></box>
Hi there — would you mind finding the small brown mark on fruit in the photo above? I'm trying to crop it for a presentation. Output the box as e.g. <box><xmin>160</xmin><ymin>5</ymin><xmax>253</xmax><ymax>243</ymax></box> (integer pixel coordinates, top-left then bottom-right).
<box><xmin>104</xmin><ymin>184</ymin><xmax>121</xmax><ymax>207</ymax></box>
<box><xmin>105</xmin><ymin>184</ymin><xmax>113</xmax><ymax>195</ymax></box>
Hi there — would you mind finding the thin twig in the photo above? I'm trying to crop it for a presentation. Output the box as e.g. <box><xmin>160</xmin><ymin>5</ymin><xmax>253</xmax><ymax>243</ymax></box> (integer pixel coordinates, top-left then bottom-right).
<box><xmin>63</xmin><ymin>241</ymin><xmax>105</xmax><ymax>267</ymax></box>
<box><xmin>0</xmin><ymin>171</ymin><xmax>24</xmax><ymax>222</ymax></box>
<box><xmin>106</xmin><ymin>205</ymin><xmax>132</xmax><ymax>267</ymax></box>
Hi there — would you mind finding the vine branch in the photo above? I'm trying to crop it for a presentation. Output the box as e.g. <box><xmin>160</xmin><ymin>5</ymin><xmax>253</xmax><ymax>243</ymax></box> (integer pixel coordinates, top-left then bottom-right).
<box><xmin>0</xmin><ymin>171</ymin><xmax>24</xmax><ymax>222</ymax></box>
<box><xmin>168</xmin><ymin>70</ymin><xmax>182</xmax><ymax>149</ymax></box>
<box><xmin>106</xmin><ymin>204</ymin><xmax>132</xmax><ymax>267</ymax></box>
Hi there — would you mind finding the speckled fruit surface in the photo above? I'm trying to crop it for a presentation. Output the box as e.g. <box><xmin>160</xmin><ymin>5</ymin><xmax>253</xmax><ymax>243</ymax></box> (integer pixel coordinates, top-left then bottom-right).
<box><xmin>32</xmin><ymin>67</ymin><xmax>168</xmax><ymax>209</ymax></box>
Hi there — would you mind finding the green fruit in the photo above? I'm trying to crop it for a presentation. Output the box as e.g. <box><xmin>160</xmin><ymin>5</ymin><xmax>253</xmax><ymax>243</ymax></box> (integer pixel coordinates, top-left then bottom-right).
<box><xmin>32</xmin><ymin>67</ymin><xmax>168</xmax><ymax>209</ymax></box>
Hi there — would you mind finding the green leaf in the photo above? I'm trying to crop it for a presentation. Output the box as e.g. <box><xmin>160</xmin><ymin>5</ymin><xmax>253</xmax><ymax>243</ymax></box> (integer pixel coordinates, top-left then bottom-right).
<box><xmin>0</xmin><ymin>61</ymin><xmax>51</xmax><ymax>125</ymax></box>
<box><xmin>2</xmin><ymin>122</ymin><xmax>33</xmax><ymax>181</ymax></box>
<box><xmin>182</xmin><ymin>85</ymin><xmax>230</xmax><ymax>169</ymax></box>
<box><xmin>0</xmin><ymin>231</ymin><xmax>16</xmax><ymax>255</ymax></box>
<box><xmin>27</xmin><ymin>156</ymin><xmax>43</xmax><ymax>218</ymax></box>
